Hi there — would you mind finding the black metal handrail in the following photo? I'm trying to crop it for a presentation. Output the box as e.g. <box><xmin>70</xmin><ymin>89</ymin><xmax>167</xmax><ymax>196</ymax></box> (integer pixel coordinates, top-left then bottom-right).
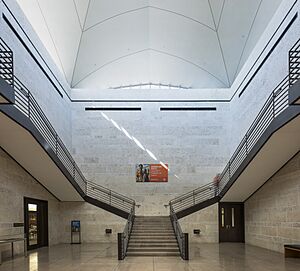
<box><xmin>170</xmin><ymin>182</ymin><xmax>215</xmax><ymax>213</ymax></box>
<box><xmin>169</xmin><ymin>37</ymin><xmax>300</xmax><ymax>217</ymax></box>
<box><xmin>0</xmin><ymin>38</ymin><xmax>135</xmax><ymax>218</ymax></box>
<box><xmin>11</xmin><ymin>76</ymin><xmax>135</xmax><ymax>214</ymax></box>
<box><xmin>289</xmin><ymin>37</ymin><xmax>300</xmax><ymax>86</ymax></box>
<box><xmin>118</xmin><ymin>205</ymin><xmax>135</xmax><ymax>260</ymax></box>
<box><xmin>218</xmin><ymin>75</ymin><xmax>290</xmax><ymax>192</ymax></box>
<box><xmin>86</xmin><ymin>180</ymin><xmax>135</xmax><ymax>213</ymax></box>
<box><xmin>0</xmin><ymin>37</ymin><xmax>13</xmax><ymax>86</ymax></box>
<box><xmin>170</xmin><ymin>205</ymin><xmax>188</xmax><ymax>260</ymax></box>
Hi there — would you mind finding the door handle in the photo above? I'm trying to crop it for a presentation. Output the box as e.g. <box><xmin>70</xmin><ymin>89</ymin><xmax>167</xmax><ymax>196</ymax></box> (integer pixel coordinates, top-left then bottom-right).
<box><xmin>226</xmin><ymin>225</ymin><xmax>231</xmax><ymax>229</ymax></box>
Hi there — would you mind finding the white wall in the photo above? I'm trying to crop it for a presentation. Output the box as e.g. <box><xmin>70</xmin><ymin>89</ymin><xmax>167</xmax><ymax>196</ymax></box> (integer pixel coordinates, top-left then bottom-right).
<box><xmin>0</xmin><ymin>0</ymin><xmax>73</xmax><ymax>149</ymax></box>
<box><xmin>71</xmin><ymin>101</ymin><xmax>231</xmax><ymax>215</ymax></box>
<box><xmin>229</xmin><ymin>0</ymin><xmax>300</xmax><ymax>154</ymax></box>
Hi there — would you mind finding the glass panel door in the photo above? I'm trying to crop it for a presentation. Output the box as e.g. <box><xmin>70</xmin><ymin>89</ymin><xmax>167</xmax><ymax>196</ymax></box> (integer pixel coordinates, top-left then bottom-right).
<box><xmin>28</xmin><ymin>203</ymin><xmax>38</xmax><ymax>246</ymax></box>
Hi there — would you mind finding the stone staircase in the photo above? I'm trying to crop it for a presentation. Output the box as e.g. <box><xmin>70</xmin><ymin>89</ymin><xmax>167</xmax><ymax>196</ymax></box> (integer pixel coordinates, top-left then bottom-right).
<box><xmin>127</xmin><ymin>216</ymin><xmax>180</xmax><ymax>257</ymax></box>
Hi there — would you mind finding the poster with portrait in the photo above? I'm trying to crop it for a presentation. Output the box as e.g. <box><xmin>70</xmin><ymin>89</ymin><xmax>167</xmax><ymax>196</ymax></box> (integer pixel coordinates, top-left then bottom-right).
<box><xmin>136</xmin><ymin>164</ymin><xmax>168</xmax><ymax>182</ymax></box>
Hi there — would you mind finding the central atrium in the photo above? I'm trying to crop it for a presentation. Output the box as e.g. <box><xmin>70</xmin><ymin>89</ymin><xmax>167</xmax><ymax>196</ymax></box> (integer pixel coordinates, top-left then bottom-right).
<box><xmin>0</xmin><ymin>0</ymin><xmax>299</xmax><ymax>270</ymax></box>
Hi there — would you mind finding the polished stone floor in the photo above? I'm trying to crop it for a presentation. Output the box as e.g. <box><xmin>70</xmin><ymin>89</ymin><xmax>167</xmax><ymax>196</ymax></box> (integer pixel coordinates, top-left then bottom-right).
<box><xmin>0</xmin><ymin>243</ymin><xmax>300</xmax><ymax>271</ymax></box>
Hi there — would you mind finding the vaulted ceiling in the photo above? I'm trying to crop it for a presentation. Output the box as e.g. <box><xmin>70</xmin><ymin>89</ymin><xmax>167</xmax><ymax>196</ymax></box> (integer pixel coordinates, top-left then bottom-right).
<box><xmin>17</xmin><ymin>0</ymin><xmax>283</xmax><ymax>89</ymax></box>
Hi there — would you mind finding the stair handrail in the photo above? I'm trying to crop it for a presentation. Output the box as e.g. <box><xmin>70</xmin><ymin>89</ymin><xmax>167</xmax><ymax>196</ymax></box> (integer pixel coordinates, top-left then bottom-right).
<box><xmin>170</xmin><ymin>204</ymin><xmax>189</xmax><ymax>260</ymax></box>
<box><xmin>0</xmin><ymin>37</ymin><xmax>13</xmax><ymax>86</ymax></box>
<box><xmin>289</xmin><ymin>37</ymin><xmax>300</xmax><ymax>86</ymax></box>
<box><xmin>0</xmin><ymin>36</ymin><xmax>136</xmax><ymax>215</ymax></box>
<box><xmin>170</xmin><ymin>182</ymin><xmax>214</xmax><ymax>209</ymax></box>
<box><xmin>118</xmin><ymin>205</ymin><xmax>135</xmax><ymax>260</ymax></box>
<box><xmin>86</xmin><ymin>180</ymin><xmax>135</xmax><ymax>213</ymax></box>
<box><xmin>169</xmin><ymin>37</ymin><xmax>300</xmax><ymax>216</ymax></box>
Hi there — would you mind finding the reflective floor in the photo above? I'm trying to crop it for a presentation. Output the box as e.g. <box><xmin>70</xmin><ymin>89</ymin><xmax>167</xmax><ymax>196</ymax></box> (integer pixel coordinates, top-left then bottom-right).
<box><xmin>1</xmin><ymin>243</ymin><xmax>300</xmax><ymax>271</ymax></box>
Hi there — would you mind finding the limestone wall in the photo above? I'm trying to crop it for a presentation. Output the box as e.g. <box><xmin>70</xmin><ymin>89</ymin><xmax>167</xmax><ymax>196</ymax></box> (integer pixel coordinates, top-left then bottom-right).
<box><xmin>0</xmin><ymin>147</ymin><xmax>127</xmax><ymax>260</ymax></box>
<box><xmin>180</xmin><ymin>204</ymin><xmax>219</xmax><ymax>243</ymax></box>
<box><xmin>71</xmin><ymin>102</ymin><xmax>231</xmax><ymax>215</ymax></box>
<box><xmin>0</xmin><ymin>1</ymin><xmax>72</xmax><ymax>149</ymax></box>
<box><xmin>245</xmin><ymin>152</ymin><xmax>300</xmax><ymax>253</ymax></box>
<box><xmin>0</xmin><ymin>148</ymin><xmax>61</xmax><ymax>258</ymax></box>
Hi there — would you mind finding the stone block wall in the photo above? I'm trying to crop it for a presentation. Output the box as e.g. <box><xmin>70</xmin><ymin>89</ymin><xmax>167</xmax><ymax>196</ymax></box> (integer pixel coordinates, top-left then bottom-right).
<box><xmin>59</xmin><ymin>202</ymin><xmax>125</xmax><ymax>244</ymax></box>
<box><xmin>245</xmin><ymin>152</ymin><xmax>300</xmax><ymax>253</ymax></box>
<box><xmin>71</xmin><ymin>102</ymin><xmax>231</xmax><ymax>215</ymax></box>
<box><xmin>180</xmin><ymin>204</ymin><xmax>219</xmax><ymax>243</ymax></box>
<box><xmin>0</xmin><ymin>148</ymin><xmax>61</xmax><ymax>259</ymax></box>
<box><xmin>0</xmin><ymin>147</ymin><xmax>127</xmax><ymax>261</ymax></box>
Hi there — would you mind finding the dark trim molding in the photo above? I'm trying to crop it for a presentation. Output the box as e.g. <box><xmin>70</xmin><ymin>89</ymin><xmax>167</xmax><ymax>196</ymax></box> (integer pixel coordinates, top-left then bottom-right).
<box><xmin>85</xmin><ymin>107</ymin><xmax>142</xmax><ymax>111</ymax></box>
<box><xmin>1</xmin><ymin>12</ymin><xmax>65</xmax><ymax>98</ymax></box>
<box><xmin>238</xmin><ymin>12</ymin><xmax>298</xmax><ymax>97</ymax></box>
<box><xmin>0</xmin><ymin>78</ymin><xmax>15</xmax><ymax>103</ymax></box>
<box><xmin>160</xmin><ymin>107</ymin><xmax>216</xmax><ymax>111</ymax></box>
<box><xmin>84</xmin><ymin>196</ymin><xmax>129</xmax><ymax>219</ymax></box>
<box><xmin>176</xmin><ymin>196</ymin><xmax>220</xmax><ymax>219</ymax></box>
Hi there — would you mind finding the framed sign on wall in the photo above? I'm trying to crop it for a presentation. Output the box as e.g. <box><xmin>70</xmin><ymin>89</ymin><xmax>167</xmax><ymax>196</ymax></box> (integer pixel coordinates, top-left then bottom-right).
<box><xmin>136</xmin><ymin>164</ymin><xmax>168</xmax><ymax>183</ymax></box>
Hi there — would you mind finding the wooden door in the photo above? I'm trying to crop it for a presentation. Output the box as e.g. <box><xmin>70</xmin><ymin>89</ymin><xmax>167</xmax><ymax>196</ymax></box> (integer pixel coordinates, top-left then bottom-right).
<box><xmin>219</xmin><ymin>202</ymin><xmax>244</xmax><ymax>242</ymax></box>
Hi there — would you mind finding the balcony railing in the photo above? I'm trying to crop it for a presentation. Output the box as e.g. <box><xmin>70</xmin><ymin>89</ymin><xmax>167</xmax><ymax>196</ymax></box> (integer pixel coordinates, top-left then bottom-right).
<box><xmin>118</xmin><ymin>206</ymin><xmax>135</xmax><ymax>260</ymax></box>
<box><xmin>0</xmin><ymin>37</ymin><xmax>13</xmax><ymax>86</ymax></box>
<box><xmin>0</xmin><ymin>38</ymin><xmax>135</xmax><ymax>219</ymax></box>
<box><xmin>289</xmin><ymin>38</ymin><xmax>300</xmax><ymax>86</ymax></box>
<box><xmin>170</xmin><ymin>205</ymin><xmax>189</xmax><ymax>260</ymax></box>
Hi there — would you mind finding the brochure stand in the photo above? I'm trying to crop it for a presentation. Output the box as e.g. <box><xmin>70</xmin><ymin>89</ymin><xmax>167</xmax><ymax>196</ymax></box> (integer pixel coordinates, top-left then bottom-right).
<box><xmin>71</xmin><ymin>220</ymin><xmax>81</xmax><ymax>244</ymax></box>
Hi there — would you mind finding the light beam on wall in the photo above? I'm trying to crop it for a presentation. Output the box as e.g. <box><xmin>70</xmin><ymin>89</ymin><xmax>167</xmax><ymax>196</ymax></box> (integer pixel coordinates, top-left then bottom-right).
<box><xmin>100</xmin><ymin>112</ymin><xmax>180</xmax><ymax>179</ymax></box>
<box><xmin>132</xmin><ymin>136</ymin><xmax>145</xmax><ymax>151</ymax></box>
<box><xmin>146</xmin><ymin>149</ymin><xmax>158</xmax><ymax>161</ymax></box>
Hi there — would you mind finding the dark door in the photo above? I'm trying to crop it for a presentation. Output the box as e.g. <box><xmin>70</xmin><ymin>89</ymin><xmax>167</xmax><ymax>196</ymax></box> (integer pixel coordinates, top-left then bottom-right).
<box><xmin>24</xmin><ymin>197</ymin><xmax>48</xmax><ymax>250</ymax></box>
<box><xmin>219</xmin><ymin>202</ymin><xmax>244</xmax><ymax>242</ymax></box>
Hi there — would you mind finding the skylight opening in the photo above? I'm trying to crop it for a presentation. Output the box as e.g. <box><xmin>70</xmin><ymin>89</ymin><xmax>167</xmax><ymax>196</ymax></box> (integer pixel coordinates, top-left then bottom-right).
<box><xmin>110</xmin><ymin>83</ymin><xmax>191</xmax><ymax>90</ymax></box>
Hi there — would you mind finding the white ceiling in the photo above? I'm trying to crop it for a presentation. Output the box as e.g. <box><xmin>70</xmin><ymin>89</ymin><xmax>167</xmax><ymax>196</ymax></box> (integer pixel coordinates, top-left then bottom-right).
<box><xmin>16</xmin><ymin>0</ymin><xmax>283</xmax><ymax>89</ymax></box>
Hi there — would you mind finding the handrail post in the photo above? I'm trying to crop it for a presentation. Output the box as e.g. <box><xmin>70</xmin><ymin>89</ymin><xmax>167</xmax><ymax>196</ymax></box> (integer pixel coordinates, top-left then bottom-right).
<box><xmin>117</xmin><ymin>233</ymin><xmax>123</xmax><ymax>260</ymax></box>
<box><xmin>73</xmin><ymin>161</ymin><xmax>75</xmax><ymax>179</ymax></box>
<box><xmin>193</xmin><ymin>191</ymin><xmax>195</xmax><ymax>205</ymax></box>
<box><xmin>184</xmin><ymin>233</ymin><xmax>189</xmax><ymax>260</ymax></box>
<box><xmin>228</xmin><ymin>161</ymin><xmax>231</xmax><ymax>178</ymax></box>
<box><xmin>245</xmin><ymin>134</ymin><xmax>248</xmax><ymax>155</ymax></box>
<box><xmin>55</xmin><ymin>134</ymin><xmax>58</xmax><ymax>155</ymax></box>
<box><xmin>272</xmin><ymin>90</ymin><xmax>275</xmax><ymax>118</ymax></box>
<box><xmin>27</xmin><ymin>93</ymin><xmax>31</xmax><ymax>119</ymax></box>
<box><xmin>109</xmin><ymin>190</ymin><xmax>112</xmax><ymax>205</ymax></box>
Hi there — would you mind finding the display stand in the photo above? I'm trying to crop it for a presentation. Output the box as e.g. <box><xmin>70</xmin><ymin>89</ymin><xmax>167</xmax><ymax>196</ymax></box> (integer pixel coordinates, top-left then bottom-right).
<box><xmin>71</xmin><ymin>220</ymin><xmax>81</xmax><ymax>244</ymax></box>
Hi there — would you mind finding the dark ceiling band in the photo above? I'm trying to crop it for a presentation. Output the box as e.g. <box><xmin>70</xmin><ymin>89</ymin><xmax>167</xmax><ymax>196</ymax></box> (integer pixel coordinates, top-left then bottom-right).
<box><xmin>85</xmin><ymin>107</ymin><xmax>142</xmax><ymax>111</ymax></box>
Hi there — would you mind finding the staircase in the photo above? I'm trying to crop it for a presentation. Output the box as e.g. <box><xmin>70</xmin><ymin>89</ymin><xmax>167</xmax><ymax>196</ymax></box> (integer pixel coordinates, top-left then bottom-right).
<box><xmin>127</xmin><ymin>216</ymin><xmax>180</xmax><ymax>257</ymax></box>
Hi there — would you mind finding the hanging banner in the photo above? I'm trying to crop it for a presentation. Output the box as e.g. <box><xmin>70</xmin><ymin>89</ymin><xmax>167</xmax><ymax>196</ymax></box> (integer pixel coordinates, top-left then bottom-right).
<box><xmin>136</xmin><ymin>164</ymin><xmax>168</xmax><ymax>182</ymax></box>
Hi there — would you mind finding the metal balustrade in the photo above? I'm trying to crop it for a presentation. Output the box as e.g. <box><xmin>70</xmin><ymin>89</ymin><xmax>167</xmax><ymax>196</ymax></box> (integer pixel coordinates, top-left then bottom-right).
<box><xmin>289</xmin><ymin>38</ymin><xmax>300</xmax><ymax>86</ymax></box>
<box><xmin>0</xmin><ymin>38</ymin><xmax>13</xmax><ymax>86</ymax></box>
<box><xmin>118</xmin><ymin>206</ymin><xmax>135</xmax><ymax>260</ymax></box>
<box><xmin>169</xmin><ymin>38</ymin><xmax>300</xmax><ymax>260</ymax></box>
<box><xmin>170</xmin><ymin>182</ymin><xmax>215</xmax><ymax>214</ymax></box>
<box><xmin>170</xmin><ymin>205</ymin><xmax>189</xmax><ymax>260</ymax></box>
<box><xmin>0</xmin><ymin>38</ymin><xmax>135</xmax><ymax>221</ymax></box>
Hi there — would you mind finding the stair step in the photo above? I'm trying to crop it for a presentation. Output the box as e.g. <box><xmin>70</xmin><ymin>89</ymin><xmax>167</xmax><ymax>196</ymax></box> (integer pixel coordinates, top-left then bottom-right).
<box><xmin>132</xmin><ymin>231</ymin><xmax>174</xmax><ymax>234</ymax></box>
<box><xmin>130</xmin><ymin>238</ymin><xmax>176</xmax><ymax>241</ymax></box>
<box><xmin>127</xmin><ymin>250</ymin><xmax>179</xmax><ymax>252</ymax></box>
<box><xmin>133</xmin><ymin>226</ymin><xmax>173</xmax><ymax>229</ymax></box>
<box><xmin>129</xmin><ymin>240</ymin><xmax>177</xmax><ymax>243</ymax></box>
<box><xmin>127</xmin><ymin>251</ymin><xmax>180</xmax><ymax>257</ymax></box>
<box><xmin>128</xmin><ymin>243</ymin><xmax>178</xmax><ymax>248</ymax></box>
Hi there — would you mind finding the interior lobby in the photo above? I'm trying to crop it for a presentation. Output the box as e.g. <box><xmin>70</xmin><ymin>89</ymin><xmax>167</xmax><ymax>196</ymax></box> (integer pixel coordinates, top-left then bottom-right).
<box><xmin>0</xmin><ymin>0</ymin><xmax>300</xmax><ymax>270</ymax></box>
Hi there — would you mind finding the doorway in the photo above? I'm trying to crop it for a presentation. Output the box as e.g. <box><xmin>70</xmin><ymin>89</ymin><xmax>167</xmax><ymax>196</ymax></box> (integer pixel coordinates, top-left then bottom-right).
<box><xmin>24</xmin><ymin>197</ymin><xmax>48</xmax><ymax>250</ymax></box>
<box><xmin>219</xmin><ymin>202</ymin><xmax>244</xmax><ymax>242</ymax></box>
